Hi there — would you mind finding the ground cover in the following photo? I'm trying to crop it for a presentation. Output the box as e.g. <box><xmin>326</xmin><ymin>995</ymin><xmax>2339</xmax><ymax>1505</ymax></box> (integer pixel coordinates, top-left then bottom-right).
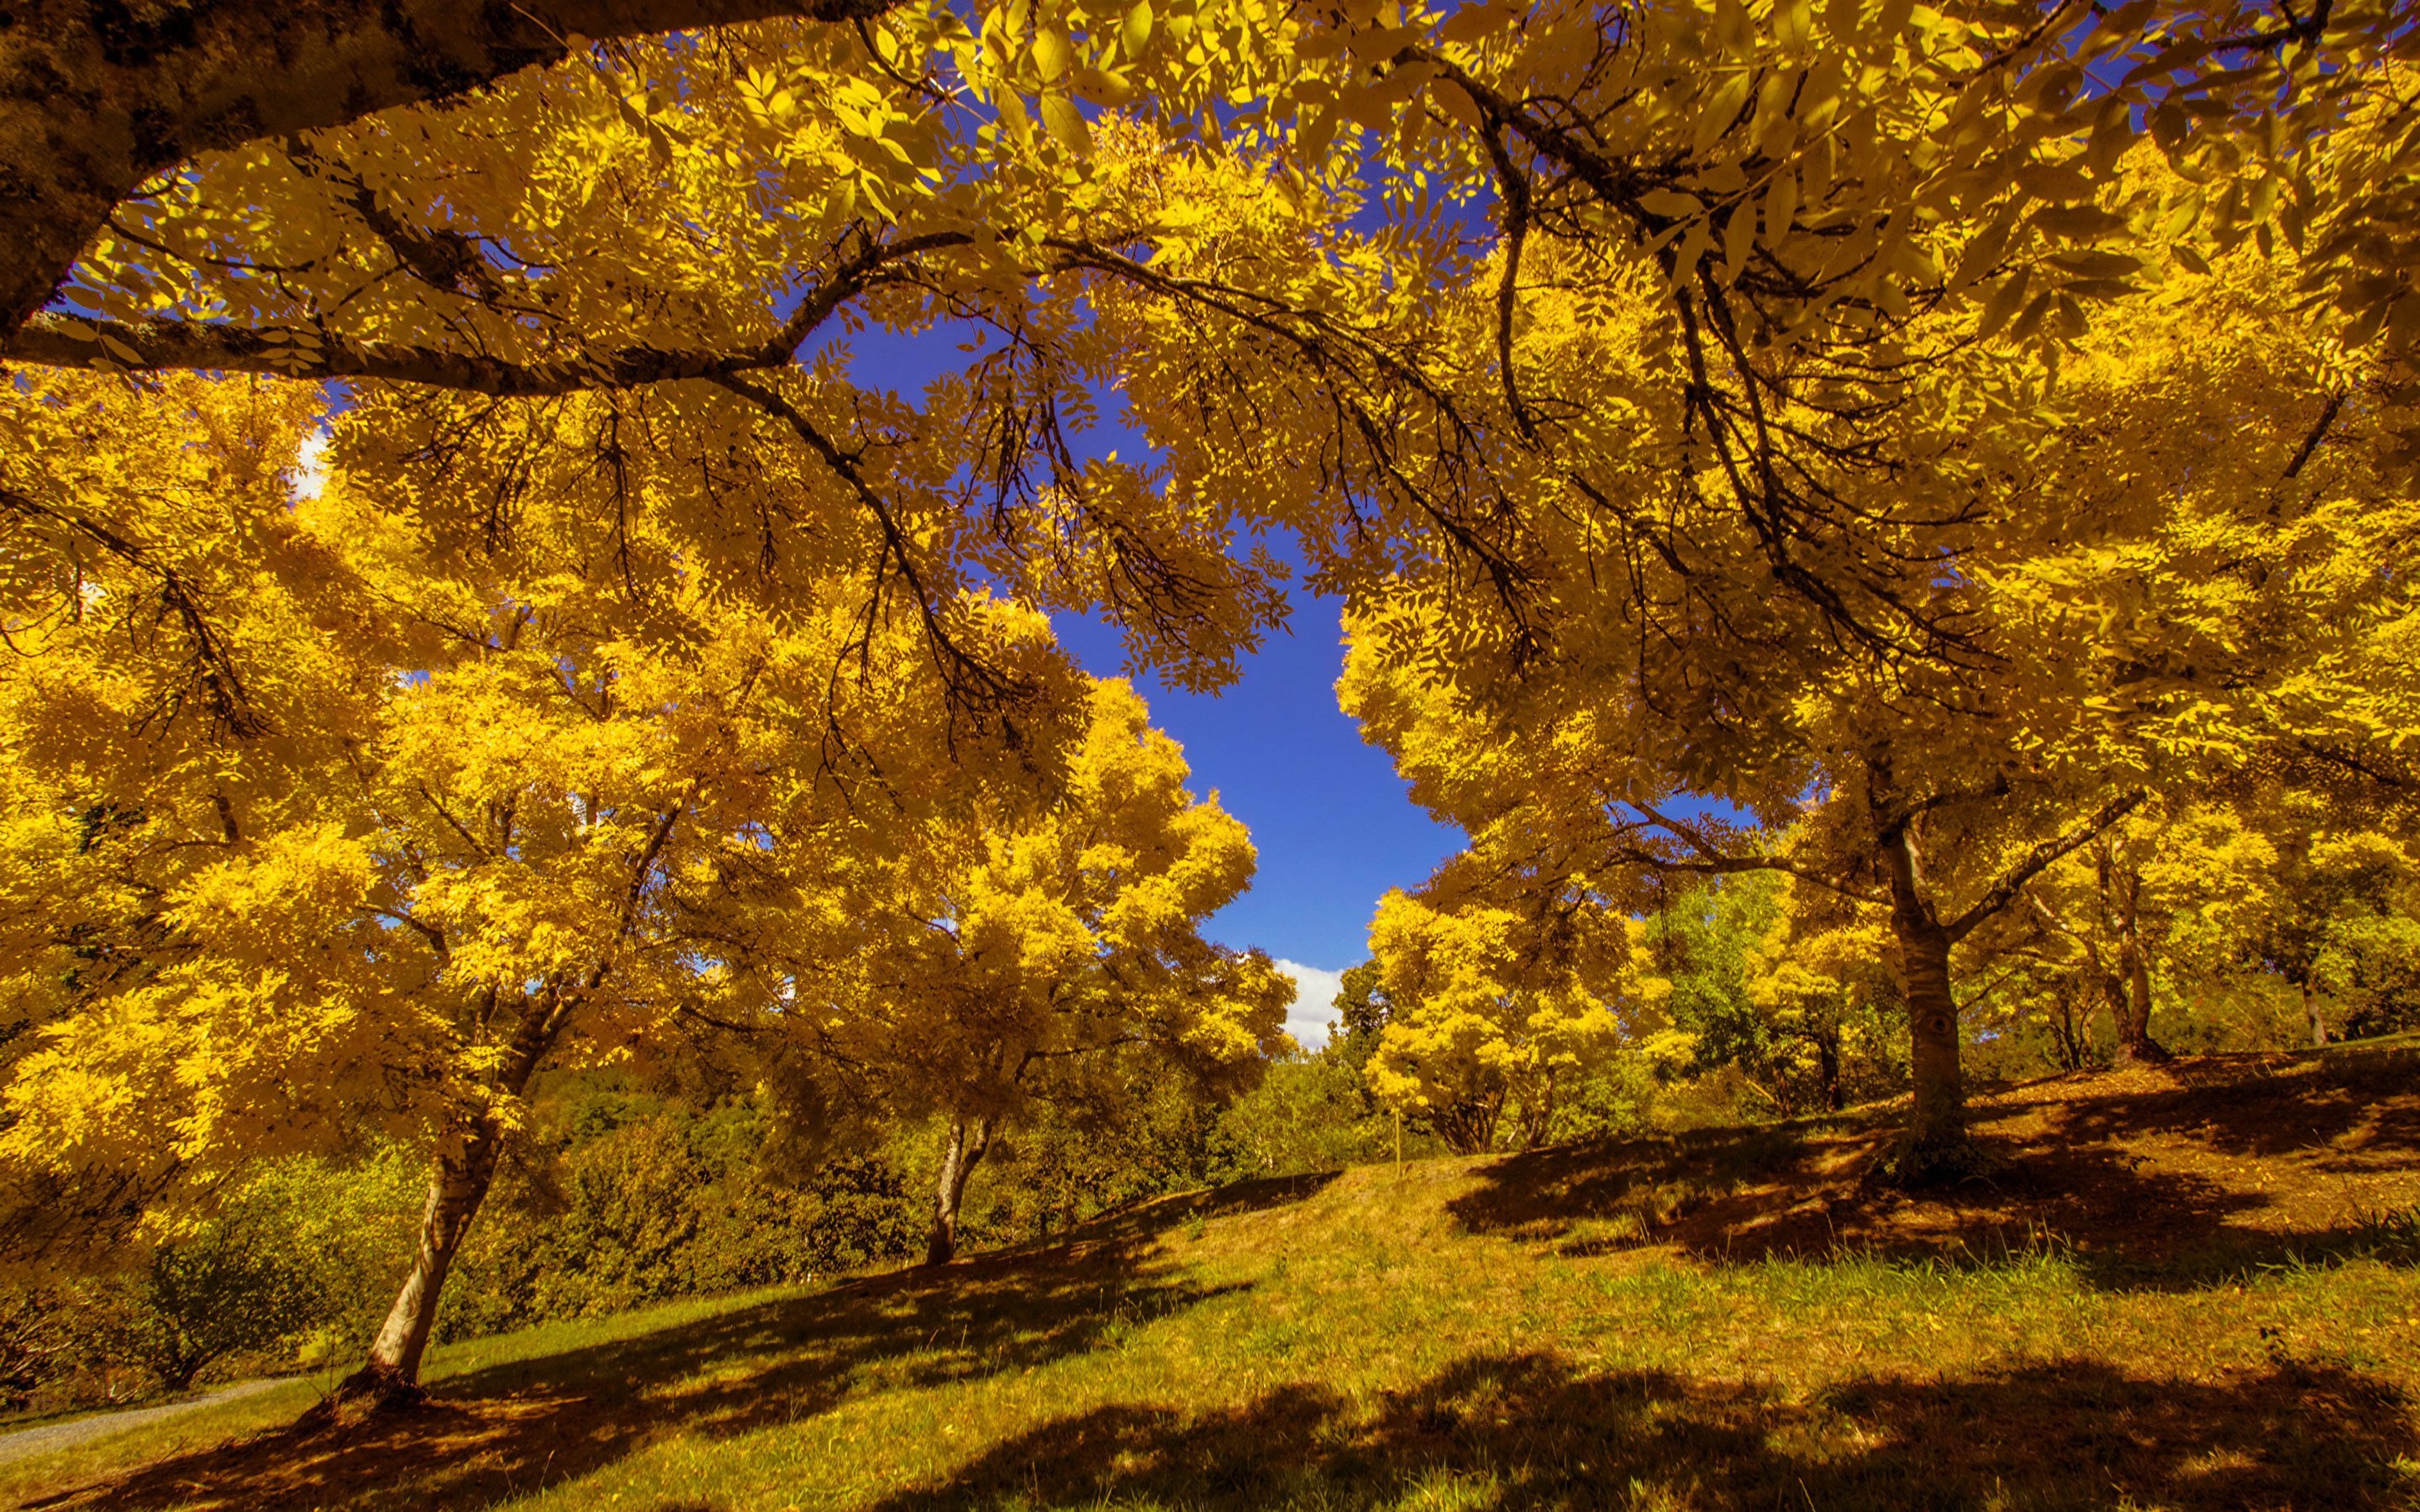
<box><xmin>10</xmin><ymin>1042</ymin><xmax>2418</xmax><ymax>1512</ymax></box>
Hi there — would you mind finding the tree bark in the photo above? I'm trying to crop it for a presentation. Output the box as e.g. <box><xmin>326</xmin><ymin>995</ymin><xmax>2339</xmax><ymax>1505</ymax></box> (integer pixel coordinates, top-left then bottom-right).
<box><xmin>2111</xmin><ymin>867</ymin><xmax>2172</xmax><ymax>1065</ymax></box>
<box><xmin>337</xmin><ymin>985</ymin><xmax>566</xmax><ymax>1408</ymax></box>
<box><xmin>1815</xmin><ymin>1027</ymin><xmax>1843</xmax><ymax>1112</ymax></box>
<box><xmin>0</xmin><ymin>0</ymin><xmax>892</xmax><ymax>336</ymax></box>
<box><xmin>923</xmin><ymin>1113</ymin><xmax>995</xmax><ymax>1268</ymax></box>
<box><xmin>1432</xmin><ymin>1095</ymin><xmax>1500</xmax><ymax>1157</ymax></box>
<box><xmin>1881</xmin><ymin>825</ymin><xmax>1977</xmax><ymax>1183</ymax></box>
<box><xmin>2303</xmin><ymin>979</ymin><xmax>2330</xmax><ymax>1048</ymax></box>
<box><xmin>344</xmin><ymin>1116</ymin><xmax>507</xmax><ymax>1405</ymax></box>
<box><xmin>2114</xmin><ymin>929</ymin><xmax>2172</xmax><ymax>1063</ymax></box>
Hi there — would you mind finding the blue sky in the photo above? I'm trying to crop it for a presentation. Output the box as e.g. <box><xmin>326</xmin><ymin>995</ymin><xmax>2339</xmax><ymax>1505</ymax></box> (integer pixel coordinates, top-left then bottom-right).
<box><xmin>844</xmin><ymin>323</ymin><xmax>1465</xmax><ymax>1042</ymax></box>
<box><xmin>1054</xmin><ymin>601</ymin><xmax>1464</xmax><ymax>1044</ymax></box>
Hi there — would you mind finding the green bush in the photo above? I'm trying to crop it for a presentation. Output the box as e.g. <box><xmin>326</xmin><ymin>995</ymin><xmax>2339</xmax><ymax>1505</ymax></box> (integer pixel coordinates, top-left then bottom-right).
<box><xmin>440</xmin><ymin>1090</ymin><xmax>925</xmax><ymax>1339</ymax></box>
<box><xmin>0</xmin><ymin>1149</ymin><xmax>422</xmax><ymax>1417</ymax></box>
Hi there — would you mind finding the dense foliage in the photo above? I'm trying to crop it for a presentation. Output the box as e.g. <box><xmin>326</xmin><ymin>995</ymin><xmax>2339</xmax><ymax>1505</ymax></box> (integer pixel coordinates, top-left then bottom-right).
<box><xmin>3</xmin><ymin>0</ymin><xmax>2417</xmax><ymax>1420</ymax></box>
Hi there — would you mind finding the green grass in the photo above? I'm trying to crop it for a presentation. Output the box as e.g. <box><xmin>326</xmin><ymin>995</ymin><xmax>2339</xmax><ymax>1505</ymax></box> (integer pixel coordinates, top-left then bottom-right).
<box><xmin>12</xmin><ymin>1051</ymin><xmax>2420</xmax><ymax>1510</ymax></box>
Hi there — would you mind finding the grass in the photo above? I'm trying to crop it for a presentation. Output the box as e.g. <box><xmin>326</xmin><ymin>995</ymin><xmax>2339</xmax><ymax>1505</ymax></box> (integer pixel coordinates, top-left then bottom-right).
<box><xmin>11</xmin><ymin>1042</ymin><xmax>2420</xmax><ymax>1511</ymax></box>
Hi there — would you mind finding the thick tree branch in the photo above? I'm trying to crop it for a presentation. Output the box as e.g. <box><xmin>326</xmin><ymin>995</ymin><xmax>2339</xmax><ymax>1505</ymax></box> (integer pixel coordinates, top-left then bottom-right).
<box><xmin>1</xmin><ymin>0</ymin><xmax>901</xmax><ymax>335</ymax></box>
<box><xmin>1624</xmin><ymin>800</ymin><xmax>1880</xmax><ymax>904</ymax></box>
<box><xmin>4</xmin><ymin>231</ymin><xmax>968</xmax><ymax>391</ymax></box>
<box><xmin>2282</xmin><ymin>389</ymin><xmax>2344</xmax><ymax>479</ymax></box>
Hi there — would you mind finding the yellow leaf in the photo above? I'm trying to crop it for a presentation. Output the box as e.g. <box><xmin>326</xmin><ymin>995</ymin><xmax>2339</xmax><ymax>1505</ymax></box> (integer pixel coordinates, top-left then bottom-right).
<box><xmin>1033</xmin><ymin>26</ymin><xmax>1072</xmax><ymax>81</ymax></box>
<box><xmin>1039</xmin><ymin>91</ymin><xmax>1092</xmax><ymax>154</ymax></box>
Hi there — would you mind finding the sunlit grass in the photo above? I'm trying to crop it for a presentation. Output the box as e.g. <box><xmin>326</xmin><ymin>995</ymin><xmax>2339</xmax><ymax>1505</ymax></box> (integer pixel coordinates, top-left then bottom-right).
<box><xmin>13</xmin><ymin>1051</ymin><xmax>2420</xmax><ymax>1510</ymax></box>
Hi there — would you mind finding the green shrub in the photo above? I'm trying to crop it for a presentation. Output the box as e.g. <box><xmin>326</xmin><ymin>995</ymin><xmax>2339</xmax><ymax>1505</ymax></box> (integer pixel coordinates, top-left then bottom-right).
<box><xmin>440</xmin><ymin>1090</ymin><xmax>924</xmax><ymax>1339</ymax></box>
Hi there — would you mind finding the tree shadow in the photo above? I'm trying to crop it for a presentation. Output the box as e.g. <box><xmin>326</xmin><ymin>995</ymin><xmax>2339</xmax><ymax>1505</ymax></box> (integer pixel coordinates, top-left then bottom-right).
<box><xmin>1040</xmin><ymin>1171</ymin><xmax>1342</xmax><ymax>1251</ymax></box>
<box><xmin>25</xmin><ymin>1233</ymin><xmax>1250</xmax><ymax>1512</ymax></box>
<box><xmin>24</xmin><ymin>1167</ymin><xmax>1357</xmax><ymax>1511</ymax></box>
<box><xmin>1989</xmin><ymin>1044</ymin><xmax>2420</xmax><ymax>1176</ymax></box>
<box><xmin>864</xmin><ymin>1350</ymin><xmax>2415</xmax><ymax>1511</ymax></box>
<box><xmin>1450</xmin><ymin>1051</ymin><xmax>2420</xmax><ymax>1286</ymax></box>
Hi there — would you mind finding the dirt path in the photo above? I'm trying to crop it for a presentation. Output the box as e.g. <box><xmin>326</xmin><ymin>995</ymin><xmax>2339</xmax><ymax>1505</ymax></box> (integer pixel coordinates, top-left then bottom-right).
<box><xmin>0</xmin><ymin>1380</ymin><xmax>287</xmax><ymax>1466</ymax></box>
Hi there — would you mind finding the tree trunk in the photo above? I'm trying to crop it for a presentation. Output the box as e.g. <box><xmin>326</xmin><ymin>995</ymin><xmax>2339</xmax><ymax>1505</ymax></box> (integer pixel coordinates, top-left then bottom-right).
<box><xmin>2112</xmin><ymin>872</ymin><xmax>2172</xmax><ymax>1064</ymax></box>
<box><xmin>1881</xmin><ymin>827</ymin><xmax>1978</xmax><ymax>1183</ymax></box>
<box><xmin>1816</xmin><ymin>1027</ymin><xmax>1844</xmax><ymax>1112</ymax></box>
<box><xmin>341</xmin><ymin>1118</ymin><xmax>505</xmax><ymax>1406</ymax></box>
<box><xmin>0</xmin><ymin>0</ymin><xmax>889</xmax><ymax>336</ymax></box>
<box><xmin>2303</xmin><ymin>979</ymin><xmax>2330</xmax><ymax>1048</ymax></box>
<box><xmin>2113</xmin><ymin>943</ymin><xmax>2170</xmax><ymax>1063</ymax></box>
<box><xmin>1896</xmin><ymin>911</ymin><xmax>1969</xmax><ymax>1166</ymax></box>
<box><xmin>923</xmin><ymin>1114</ymin><xmax>995</xmax><ymax>1268</ymax></box>
<box><xmin>337</xmin><ymin>984</ymin><xmax>568</xmax><ymax>1409</ymax></box>
<box><xmin>2051</xmin><ymin>990</ymin><xmax>2087</xmax><ymax>1072</ymax></box>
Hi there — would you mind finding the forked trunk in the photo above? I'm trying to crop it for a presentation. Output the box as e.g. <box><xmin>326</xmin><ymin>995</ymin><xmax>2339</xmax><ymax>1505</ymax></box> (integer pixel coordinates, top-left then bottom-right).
<box><xmin>2303</xmin><ymin>979</ymin><xmax>2330</xmax><ymax>1048</ymax></box>
<box><xmin>925</xmin><ymin>1114</ymin><xmax>996</xmax><ymax>1267</ymax></box>
<box><xmin>342</xmin><ymin>1122</ymin><xmax>505</xmax><ymax>1406</ymax></box>
<box><xmin>1433</xmin><ymin>1094</ymin><xmax>1502</xmax><ymax>1157</ymax></box>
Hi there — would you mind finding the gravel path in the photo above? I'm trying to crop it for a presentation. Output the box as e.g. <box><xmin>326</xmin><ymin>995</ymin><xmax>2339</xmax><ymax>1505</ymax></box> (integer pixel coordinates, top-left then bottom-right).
<box><xmin>0</xmin><ymin>1379</ymin><xmax>287</xmax><ymax>1466</ymax></box>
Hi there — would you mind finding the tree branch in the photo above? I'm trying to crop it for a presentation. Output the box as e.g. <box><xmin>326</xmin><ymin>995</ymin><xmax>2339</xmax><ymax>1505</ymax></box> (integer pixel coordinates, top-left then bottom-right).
<box><xmin>1942</xmin><ymin>790</ymin><xmax>2144</xmax><ymax>943</ymax></box>
<box><xmin>4</xmin><ymin>231</ymin><xmax>969</xmax><ymax>391</ymax></box>
<box><xmin>1624</xmin><ymin>800</ymin><xmax>1880</xmax><ymax>904</ymax></box>
<box><xmin>3</xmin><ymin>0</ymin><xmax>904</xmax><ymax>335</ymax></box>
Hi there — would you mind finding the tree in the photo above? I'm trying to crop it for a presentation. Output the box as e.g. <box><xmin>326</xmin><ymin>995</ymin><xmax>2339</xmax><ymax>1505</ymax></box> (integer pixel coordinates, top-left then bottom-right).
<box><xmin>0</xmin><ymin>368</ymin><xmax>1123</xmax><ymax>1402</ymax></box>
<box><xmin>108</xmin><ymin>1178</ymin><xmax>339</xmax><ymax>1392</ymax></box>
<box><xmin>714</xmin><ymin>678</ymin><xmax>1291</xmax><ymax>1265</ymax></box>
<box><xmin>1638</xmin><ymin>869</ymin><xmax>1902</xmax><ymax>1116</ymax></box>
<box><xmin>0</xmin><ymin>0</ymin><xmax>913</xmax><ymax>336</ymax></box>
<box><xmin>1739</xmin><ymin>879</ymin><xmax>1902</xmax><ymax>1113</ymax></box>
<box><xmin>2014</xmin><ymin>816</ymin><xmax>2192</xmax><ymax>1066</ymax></box>
<box><xmin>2151</xmin><ymin>799</ymin><xmax>2420</xmax><ymax>1048</ymax></box>
<box><xmin>1360</xmin><ymin>869</ymin><xmax>1663</xmax><ymax>1155</ymax></box>
<box><xmin>13</xmin><ymin>2</ymin><xmax>2409</xmax><ymax>696</ymax></box>
<box><xmin>1338</xmin><ymin>178</ymin><xmax>2420</xmax><ymax>1179</ymax></box>
<box><xmin>3</xmin><ymin>0</ymin><xmax>2415</xmax><ymax>1376</ymax></box>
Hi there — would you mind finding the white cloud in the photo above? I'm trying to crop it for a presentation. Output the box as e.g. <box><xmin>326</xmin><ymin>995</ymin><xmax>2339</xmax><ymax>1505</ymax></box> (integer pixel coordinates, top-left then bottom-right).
<box><xmin>292</xmin><ymin>428</ymin><xmax>331</xmax><ymax>501</ymax></box>
<box><xmin>1272</xmin><ymin>958</ymin><xmax>1346</xmax><ymax>1047</ymax></box>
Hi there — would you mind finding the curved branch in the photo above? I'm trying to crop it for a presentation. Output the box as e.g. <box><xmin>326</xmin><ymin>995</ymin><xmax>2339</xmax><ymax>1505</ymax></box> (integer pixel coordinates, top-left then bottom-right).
<box><xmin>1943</xmin><ymin>790</ymin><xmax>2145</xmax><ymax>943</ymax></box>
<box><xmin>3</xmin><ymin>0</ymin><xmax>906</xmax><ymax>336</ymax></box>
<box><xmin>4</xmin><ymin>230</ymin><xmax>971</xmax><ymax>392</ymax></box>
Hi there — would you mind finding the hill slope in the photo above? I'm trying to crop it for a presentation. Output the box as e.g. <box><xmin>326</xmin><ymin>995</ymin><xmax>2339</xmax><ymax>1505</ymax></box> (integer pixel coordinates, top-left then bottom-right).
<box><xmin>10</xmin><ymin>1045</ymin><xmax>2420</xmax><ymax>1512</ymax></box>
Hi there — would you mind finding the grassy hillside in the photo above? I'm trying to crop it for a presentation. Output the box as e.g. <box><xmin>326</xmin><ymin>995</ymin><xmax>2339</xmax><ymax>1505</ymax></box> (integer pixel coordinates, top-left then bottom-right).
<box><xmin>11</xmin><ymin>1043</ymin><xmax>2420</xmax><ymax>1511</ymax></box>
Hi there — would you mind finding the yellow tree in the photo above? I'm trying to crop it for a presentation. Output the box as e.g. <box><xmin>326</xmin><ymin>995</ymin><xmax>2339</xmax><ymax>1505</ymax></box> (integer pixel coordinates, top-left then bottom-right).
<box><xmin>713</xmin><ymin>678</ymin><xmax>1290</xmax><ymax>1265</ymax></box>
<box><xmin>1739</xmin><ymin>876</ymin><xmax>1899</xmax><ymax>1112</ymax></box>
<box><xmin>0</xmin><ymin>370</ymin><xmax>1110</xmax><ymax>1402</ymax></box>
<box><xmin>1339</xmin><ymin>169</ymin><xmax>2420</xmax><ymax>1179</ymax></box>
<box><xmin>2144</xmin><ymin>799</ymin><xmax>2420</xmax><ymax>1049</ymax></box>
<box><xmin>2008</xmin><ymin>806</ymin><xmax>2210</xmax><ymax>1066</ymax></box>
<box><xmin>1360</xmin><ymin>857</ymin><xmax>1665</xmax><ymax>1155</ymax></box>
<box><xmin>5</xmin><ymin>0</ymin><xmax>2414</xmax><ymax>1215</ymax></box>
<box><xmin>12</xmin><ymin>3</ymin><xmax>2411</xmax><ymax>700</ymax></box>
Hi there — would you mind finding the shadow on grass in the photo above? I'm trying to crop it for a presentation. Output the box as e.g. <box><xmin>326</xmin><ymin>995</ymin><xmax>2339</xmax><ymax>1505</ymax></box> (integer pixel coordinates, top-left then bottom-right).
<box><xmin>1449</xmin><ymin>1049</ymin><xmax>2420</xmax><ymax>1286</ymax></box>
<box><xmin>26</xmin><ymin>1234</ymin><xmax>1249</xmax><ymax>1511</ymax></box>
<box><xmin>2002</xmin><ymin>1043</ymin><xmax>2420</xmax><ymax>1174</ymax></box>
<box><xmin>865</xmin><ymin>1351</ymin><xmax>2414</xmax><ymax>1511</ymax></box>
<box><xmin>24</xmin><ymin>1169</ymin><xmax>1352</xmax><ymax>1511</ymax></box>
<box><xmin>1015</xmin><ymin>1171</ymin><xmax>1342</xmax><ymax>1254</ymax></box>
